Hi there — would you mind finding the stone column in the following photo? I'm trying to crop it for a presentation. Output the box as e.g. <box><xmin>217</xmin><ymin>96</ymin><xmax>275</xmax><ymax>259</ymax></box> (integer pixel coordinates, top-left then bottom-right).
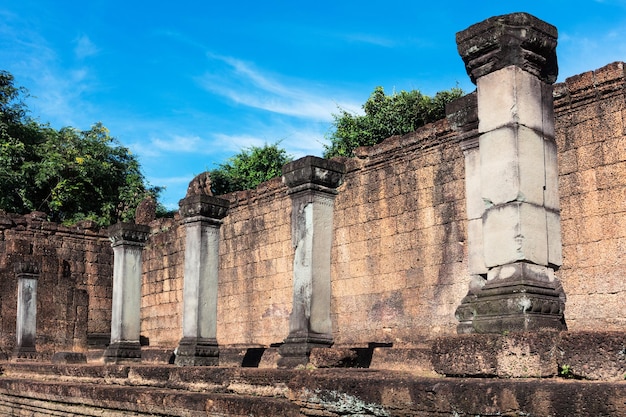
<box><xmin>103</xmin><ymin>222</ymin><xmax>150</xmax><ymax>363</ymax></box>
<box><xmin>278</xmin><ymin>156</ymin><xmax>345</xmax><ymax>368</ymax></box>
<box><xmin>14</xmin><ymin>262</ymin><xmax>40</xmax><ymax>360</ymax></box>
<box><xmin>175</xmin><ymin>194</ymin><xmax>229</xmax><ymax>366</ymax></box>
<box><xmin>455</xmin><ymin>13</ymin><xmax>565</xmax><ymax>333</ymax></box>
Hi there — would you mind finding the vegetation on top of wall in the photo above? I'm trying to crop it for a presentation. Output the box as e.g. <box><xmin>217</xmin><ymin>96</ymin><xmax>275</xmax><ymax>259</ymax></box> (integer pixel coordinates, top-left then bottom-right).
<box><xmin>0</xmin><ymin>70</ymin><xmax>161</xmax><ymax>227</ymax></box>
<box><xmin>209</xmin><ymin>142</ymin><xmax>293</xmax><ymax>195</ymax></box>
<box><xmin>323</xmin><ymin>86</ymin><xmax>464</xmax><ymax>158</ymax></box>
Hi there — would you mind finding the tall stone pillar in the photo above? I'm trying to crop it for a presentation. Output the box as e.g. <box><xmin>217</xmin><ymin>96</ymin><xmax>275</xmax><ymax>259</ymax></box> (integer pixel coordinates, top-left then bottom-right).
<box><xmin>14</xmin><ymin>262</ymin><xmax>40</xmax><ymax>360</ymax></box>
<box><xmin>278</xmin><ymin>156</ymin><xmax>345</xmax><ymax>368</ymax></box>
<box><xmin>455</xmin><ymin>13</ymin><xmax>565</xmax><ymax>333</ymax></box>
<box><xmin>175</xmin><ymin>192</ymin><xmax>229</xmax><ymax>366</ymax></box>
<box><xmin>103</xmin><ymin>222</ymin><xmax>150</xmax><ymax>363</ymax></box>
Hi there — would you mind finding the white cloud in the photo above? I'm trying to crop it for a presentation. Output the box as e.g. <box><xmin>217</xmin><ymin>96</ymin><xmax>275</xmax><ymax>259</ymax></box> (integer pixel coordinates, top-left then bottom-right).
<box><xmin>212</xmin><ymin>133</ymin><xmax>268</xmax><ymax>152</ymax></box>
<box><xmin>197</xmin><ymin>54</ymin><xmax>361</xmax><ymax>121</ymax></box>
<box><xmin>128</xmin><ymin>133</ymin><xmax>217</xmax><ymax>158</ymax></box>
<box><xmin>152</xmin><ymin>135</ymin><xmax>203</xmax><ymax>152</ymax></box>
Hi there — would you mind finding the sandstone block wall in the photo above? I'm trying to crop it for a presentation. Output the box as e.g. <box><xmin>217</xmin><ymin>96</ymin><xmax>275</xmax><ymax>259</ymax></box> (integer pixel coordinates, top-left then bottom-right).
<box><xmin>554</xmin><ymin>61</ymin><xmax>626</xmax><ymax>330</ymax></box>
<box><xmin>0</xmin><ymin>213</ymin><xmax>111</xmax><ymax>357</ymax></box>
<box><xmin>215</xmin><ymin>180</ymin><xmax>293</xmax><ymax>346</ymax></box>
<box><xmin>141</xmin><ymin>217</ymin><xmax>185</xmax><ymax>347</ymax></box>
<box><xmin>331</xmin><ymin>121</ymin><xmax>467</xmax><ymax>346</ymax></box>
<box><xmin>141</xmin><ymin>119</ymin><xmax>469</xmax><ymax>349</ymax></box>
<box><xmin>0</xmin><ymin>62</ymin><xmax>624</xmax><ymax>357</ymax></box>
<box><xmin>138</xmin><ymin>62</ymin><xmax>626</xmax><ymax>350</ymax></box>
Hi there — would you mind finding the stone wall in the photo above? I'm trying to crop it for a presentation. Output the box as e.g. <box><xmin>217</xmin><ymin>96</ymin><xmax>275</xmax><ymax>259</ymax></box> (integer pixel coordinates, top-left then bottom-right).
<box><xmin>0</xmin><ymin>213</ymin><xmax>111</xmax><ymax>357</ymax></box>
<box><xmin>331</xmin><ymin>121</ymin><xmax>467</xmax><ymax>346</ymax></box>
<box><xmin>141</xmin><ymin>119</ymin><xmax>469</xmax><ymax>349</ymax></box>
<box><xmin>554</xmin><ymin>61</ymin><xmax>626</xmax><ymax>330</ymax></box>
<box><xmin>0</xmin><ymin>62</ymin><xmax>624</xmax><ymax>357</ymax></box>
<box><xmin>137</xmin><ymin>61</ymin><xmax>626</xmax><ymax>350</ymax></box>
<box><xmin>141</xmin><ymin>217</ymin><xmax>184</xmax><ymax>347</ymax></box>
<box><xmin>217</xmin><ymin>180</ymin><xmax>293</xmax><ymax>346</ymax></box>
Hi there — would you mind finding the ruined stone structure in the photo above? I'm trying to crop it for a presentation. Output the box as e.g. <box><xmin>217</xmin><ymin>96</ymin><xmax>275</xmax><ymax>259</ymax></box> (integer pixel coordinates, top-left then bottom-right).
<box><xmin>454</xmin><ymin>13</ymin><xmax>566</xmax><ymax>333</ymax></box>
<box><xmin>0</xmin><ymin>12</ymin><xmax>625</xmax><ymax>416</ymax></box>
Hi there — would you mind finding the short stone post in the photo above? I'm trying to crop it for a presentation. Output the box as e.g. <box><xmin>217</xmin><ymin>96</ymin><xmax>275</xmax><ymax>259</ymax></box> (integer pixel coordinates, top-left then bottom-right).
<box><xmin>103</xmin><ymin>222</ymin><xmax>150</xmax><ymax>363</ymax></box>
<box><xmin>14</xmin><ymin>262</ymin><xmax>40</xmax><ymax>360</ymax></box>
<box><xmin>175</xmin><ymin>191</ymin><xmax>229</xmax><ymax>366</ymax></box>
<box><xmin>455</xmin><ymin>13</ymin><xmax>565</xmax><ymax>333</ymax></box>
<box><xmin>278</xmin><ymin>156</ymin><xmax>345</xmax><ymax>368</ymax></box>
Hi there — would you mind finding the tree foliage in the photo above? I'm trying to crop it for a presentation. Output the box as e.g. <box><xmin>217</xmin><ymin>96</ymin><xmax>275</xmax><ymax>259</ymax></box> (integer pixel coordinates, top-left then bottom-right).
<box><xmin>209</xmin><ymin>142</ymin><xmax>293</xmax><ymax>195</ymax></box>
<box><xmin>323</xmin><ymin>86</ymin><xmax>464</xmax><ymax>158</ymax></box>
<box><xmin>0</xmin><ymin>70</ymin><xmax>159</xmax><ymax>226</ymax></box>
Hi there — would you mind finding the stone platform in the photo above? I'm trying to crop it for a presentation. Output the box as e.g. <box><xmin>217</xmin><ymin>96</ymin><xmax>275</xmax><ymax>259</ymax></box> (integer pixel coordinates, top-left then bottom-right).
<box><xmin>1</xmin><ymin>360</ymin><xmax>626</xmax><ymax>416</ymax></box>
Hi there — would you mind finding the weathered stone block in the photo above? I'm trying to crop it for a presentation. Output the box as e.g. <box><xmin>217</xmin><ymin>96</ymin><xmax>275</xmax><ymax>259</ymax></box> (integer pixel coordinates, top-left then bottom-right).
<box><xmin>477</xmin><ymin>66</ymin><xmax>554</xmax><ymax>135</ymax></box>
<box><xmin>546</xmin><ymin>210</ymin><xmax>563</xmax><ymax>267</ymax></box>
<box><xmin>480</xmin><ymin>125</ymin><xmax>547</xmax><ymax>207</ymax></box>
<box><xmin>462</xmin><ymin>141</ymin><xmax>483</xmax><ymax>220</ymax></box>
<box><xmin>483</xmin><ymin>202</ymin><xmax>548</xmax><ymax>267</ymax></box>
<box><xmin>432</xmin><ymin>331</ymin><xmax>560</xmax><ymax>377</ymax></box>
<box><xmin>467</xmin><ymin>218</ymin><xmax>487</xmax><ymax>275</ymax></box>
<box><xmin>51</xmin><ymin>352</ymin><xmax>87</xmax><ymax>364</ymax></box>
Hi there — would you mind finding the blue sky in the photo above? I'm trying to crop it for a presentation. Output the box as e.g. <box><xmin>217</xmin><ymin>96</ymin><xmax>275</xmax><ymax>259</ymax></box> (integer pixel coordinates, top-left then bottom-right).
<box><xmin>2</xmin><ymin>1</ymin><xmax>626</xmax><ymax>208</ymax></box>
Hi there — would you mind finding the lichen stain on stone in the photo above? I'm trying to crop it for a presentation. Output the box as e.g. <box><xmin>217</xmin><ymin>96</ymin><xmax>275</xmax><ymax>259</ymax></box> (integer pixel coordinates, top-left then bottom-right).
<box><xmin>299</xmin><ymin>388</ymin><xmax>390</xmax><ymax>416</ymax></box>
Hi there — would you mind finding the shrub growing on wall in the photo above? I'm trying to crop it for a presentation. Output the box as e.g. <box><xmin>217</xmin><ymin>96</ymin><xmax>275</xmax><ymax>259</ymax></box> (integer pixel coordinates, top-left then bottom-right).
<box><xmin>209</xmin><ymin>142</ymin><xmax>293</xmax><ymax>195</ymax></box>
<box><xmin>323</xmin><ymin>86</ymin><xmax>464</xmax><ymax>158</ymax></box>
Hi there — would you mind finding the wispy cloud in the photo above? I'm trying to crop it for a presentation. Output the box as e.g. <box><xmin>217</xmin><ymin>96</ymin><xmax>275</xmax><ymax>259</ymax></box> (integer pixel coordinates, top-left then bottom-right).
<box><xmin>152</xmin><ymin>135</ymin><xmax>203</xmax><ymax>152</ymax></box>
<box><xmin>128</xmin><ymin>133</ymin><xmax>217</xmax><ymax>158</ymax></box>
<box><xmin>197</xmin><ymin>53</ymin><xmax>361</xmax><ymax>121</ymax></box>
<box><xmin>212</xmin><ymin>133</ymin><xmax>269</xmax><ymax>152</ymax></box>
<box><xmin>0</xmin><ymin>13</ymin><xmax>98</xmax><ymax>128</ymax></box>
<box><xmin>558</xmin><ymin>21</ymin><xmax>626</xmax><ymax>80</ymax></box>
<box><xmin>74</xmin><ymin>35</ymin><xmax>100</xmax><ymax>60</ymax></box>
<box><xmin>342</xmin><ymin>33</ymin><xmax>396</xmax><ymax>47</ymax></box>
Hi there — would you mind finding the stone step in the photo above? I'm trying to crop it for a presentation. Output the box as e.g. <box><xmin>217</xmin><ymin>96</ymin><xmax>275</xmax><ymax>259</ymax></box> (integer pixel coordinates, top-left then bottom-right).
<box><xmin>0</xmin><ymin>377</ymin><xmax>300</xmax><ymax>417</ymax></box>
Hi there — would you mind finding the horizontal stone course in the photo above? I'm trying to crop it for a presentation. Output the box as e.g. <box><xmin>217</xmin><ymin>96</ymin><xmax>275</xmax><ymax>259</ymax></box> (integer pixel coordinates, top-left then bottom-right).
<box><xmin>2</xmin><ymin>361</ymin><xmax>626</xmax><ymax>416</ymax></box>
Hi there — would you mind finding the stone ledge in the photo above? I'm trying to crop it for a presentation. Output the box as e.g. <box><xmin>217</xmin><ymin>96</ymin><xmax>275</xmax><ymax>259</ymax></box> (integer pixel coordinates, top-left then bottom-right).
<box><xmin>432</xmin><ymin>331</ymin><xmax>626</xmax><ymax>380</ymax></box>
<box><xmin>1</xmin><ymin>365</ymin><xmax>626</xmax><ymax>416</ymax></box>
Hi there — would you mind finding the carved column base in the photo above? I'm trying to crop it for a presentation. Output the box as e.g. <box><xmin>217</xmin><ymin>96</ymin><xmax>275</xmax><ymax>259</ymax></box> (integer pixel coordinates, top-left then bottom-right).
<box><xmin>103</xmin><ymin>341</ymin><xmax>141</xmax><ymax>363</ymax></box>
<box><xmin>13</xmin><ymin>345</ymin><xmax>37</xmax><ymax>360</ymax></box>
<box><xmin>174</xmin><ymin>337</ymin><xmax>219</xmax><ymax>366</ymax></box>
<box><xmin>278</xmin><ymin>332</ymin><xmax>333</xmax><ymax>368</ymax></box>
<box><xmin>458</xmin><ymin>262</ymin><xmax>566</xmax><ymax>334</ymax></box>
<box><xmin>455</xmin><ymin>295</ymin><xmax>478</xmax><ymax>334</ymax></box>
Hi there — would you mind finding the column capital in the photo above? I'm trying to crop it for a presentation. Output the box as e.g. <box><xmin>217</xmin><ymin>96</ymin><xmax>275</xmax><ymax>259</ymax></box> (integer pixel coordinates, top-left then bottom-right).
<box><xmin>179</xmin><ymin>194</ymin><xmax>229</xmax><ymax>221</ymax></box>
<box><xmin>14</xmin><ymin>261</ymin><xmax>40</xmax><ymax>277</ymax></box>
<box><xmin>107</xmin><ymin>222</ymin><xmax>150</xmax><ymax>247</ymax></box>
<box><xmin>456</xmin><ymin>12</ymin><xmax>558</xmax><ymax>84</ymax></box>
<box><xmin>282</xmin><ymin>156</ymin><xmax>345</xmax><ymax>195</ymax></box>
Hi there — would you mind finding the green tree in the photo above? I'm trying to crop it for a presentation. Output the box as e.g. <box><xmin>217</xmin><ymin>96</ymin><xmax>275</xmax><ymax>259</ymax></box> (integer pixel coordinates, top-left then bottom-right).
<box><xmin>323</xmin><ymin>86</ymin><xmax>464</xmax><ymax>158</ymax></box>
<box><xmin>210</xmin><ymin>142</ymin><xmax>293</xmax><ymax>195</ymax></box>
<box><xmin>0</xmin><ymin>70</ymin><xmax>159</xmax><ymax>226</ymax></box>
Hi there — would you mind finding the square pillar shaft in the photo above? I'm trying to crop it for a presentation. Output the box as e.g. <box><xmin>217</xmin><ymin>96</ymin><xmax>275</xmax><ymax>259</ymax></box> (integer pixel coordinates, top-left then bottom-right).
<box><xmin>278</xmin><ymin>156</ymin><xmax>345</xmax><ymax>368</ymax></box>
<box><xmin>104</xmin><ymin>223</ymin><xmax>150</xmax><ymax>363</ymax></box>
<box><xmin>14</xmin><ymin>262</ymin><xmax>40</xmax><ymax>360</ymax></box>
<box><xmin>454</xmin><ymin>13</ymin><xmax>565</xmax><ymax>333</ymax></box>
<box><xmin>175</xmin><ymin>194</ymin><xmax>229</xmax><ymax>366</ymax></box>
